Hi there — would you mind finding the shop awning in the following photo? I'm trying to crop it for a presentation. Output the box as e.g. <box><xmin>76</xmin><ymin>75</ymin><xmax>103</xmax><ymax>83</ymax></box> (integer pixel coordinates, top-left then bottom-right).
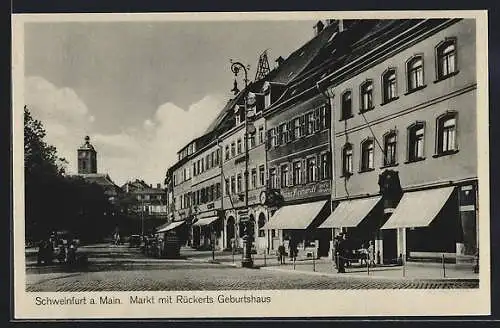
<box><xmin>263</xmin><ymin>200</ymin><xmax>327</xmax><ymax>230</ymax></box>
<box><xmin>319</xmin><ymin>196</ymin><xmax>382</xmax><ymax>229</ymax></box>
<box><xmin>381</xmin><ymin>186</ymin><xmax>455</xmax><ymax>229</ymax></box>
<box><xmin>157</xmin><ymin>220</ymin><xmax>185</xmax><ymax>233</ymax></box>
<box><xmin>193</xmin><ymin>216</ymin><xmax>219</xmax><ymax>227</ymax></box>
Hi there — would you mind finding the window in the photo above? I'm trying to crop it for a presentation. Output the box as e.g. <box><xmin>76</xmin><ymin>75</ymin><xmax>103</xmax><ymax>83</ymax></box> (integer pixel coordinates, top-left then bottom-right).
<box><xmin>251</xmin><ymin>168</ymin><xmax>257</xmax><ymax>189</ymax></box>
<box><xmin>408</xmin><ymin>123</ymin><xmax>425</xmax><ymax>161</ymax></box>
<box><xmin>215</xmin><ymin>149</ymin><xmax>220</xmax><ymax>166</ymax></box>
<box><xmin>437</xmin><ymin>40</ymin><xmax>457</xmax><ymax>79</ymax></box>
<box><xmin>293</xmin><ymin>161</ymin><xmax>302</xmax><ymax>185</ymax></box>
<box><xmin>270</xmin><ymin>128</ymin><xmax>278</xmax><ymax>147</ymax></box>
<box><xmin>205</xmin><ymin>154</ymin><xmax>210</xmax><ymax>170</ymax></box>
<box><xmin>215</xmin><ymin>183</ymin><xmax>221</xmax><ymax>199</ymax></box>
<box><xmin>314</xmin><ymin>108</ymin><xmax>321</xmax><ymax>132</ymax></box>
<box><xmin>341</xmin><ymin>91</ymin><xmax>352</xmax><ymax>120</ymax></box>
<box><xmin>258</xmin><ymin>126</ymin><xmax>264</xmax><ymax>144</ymax></box>
<box><xmin>278</xmin><ymin>123</ymin><xmax>288</xmax><ymax>145</ymax></box>
<box><xmin>437</xmin><ymin>113</ymin><xmax>457</xmax><ymax>154</ymax></box>
<box><xmin>288</xmin><ymin>121</ymin><xmax>295</xmax><ymax>141</ymax></box>
<box><xmin>321</xmin><ymin>153</ymin><xmax>331</xmax><ymax>179</ymax></box>
<box><xmin>249</xmin><ymin>133</ymin><xmax>256</xmax><ymax>148</ymax></box>
<box><xmin>230</xmin><ymin>176</ymin><xmax>236</xmax><ymax>194</ymax></box>
<box><xmin>293</xmin><ymin>117</ymin><xmax>301</xmax><ymax>139</ymax></box>
<box><xmin>225</xmin><ymin>178</ymin><xmax>230</xmax><ymax>196</ymax></box>
<box><xmin>201</xmin><ymin>158</ymin><xmax>205</xmax><ymax>172</ymax></box>
<box><xmin>342</xmin><ymin>144</ymin><xmax>353</xmax><ymax>176</ymax></box>
<box><xmin>306</xmin><ymin>112</ymin><xmax>315</xmax><ymax>135</ymax></box>
<box><xmin>360</xmin><ymin>139</ymin><xmax>374</xmax><ymax>171</ymax></box>
<box><xmin>281</xmin><ymin>164</ymin><xmax>289</xmax><ymax>187</ymax></box>
<box><xmin>382</xmin><ymin>69</ymin><xmax>397</xmax><ymax>102</ymax></box>
<box><xmin>269</xmin><ymin>168</ymin><xmax>277</xmax><ymax>189</ymax></box>
<box><xmin>237</xmin><ymin>174</ymin><xmax>242</xmax><ymax>193</ymax></box>
<box><xmin>306</xmin><ymin>157</ymin><xmax>317</xmax><ymax>182</ymax></box>
<box><xmin>259</xmin><ymin>165</ymin><xmax>265</xmax><ymax>186</ymax></box>
<box><xmin>237</xmin><ymin>139</ymin><xmax>242</xmax><ymax>154</ymax></box>
<box><xmin>360</xmin><ymin>81</ymin><xmax>374</xmax><ymax>111</ymax></box>
<box><xmin>407</xmin><ymin>56</ymin><xmax>424</xmax><ymax>91</ymax></box>
<box><xmin>210</xmin><ymin>152</ymin><xmax>214</xmax><ymax>168</ymax></box>
<box><xmin>231</xmin><ymin>142</ymin><xmax>236</xmax><ymax>157</ymax></box>
<box><xmin>201</xmin><ymin>188</ymin><xmax>206</xmax><ymax>204</ymax></box>
<box><xmin>193</xmin><ymin>163</ymin><xmax>197</xmax><ymax>176</ymax></box>
<box><xmin>383</xmin><ymin>132</ymin><xmax>397</xmax><ymax>166</ymax></box>
<box><xmin>319</xmin><ymin>105</ymin><xmax>329</xmax><ymax>130</ymax></box>
<box><xmin>225</xmin><ymin>145</ymin><xmax>230</xmax><ymax>160</ymax></box>
<box><xmin>210</xmin><ymin>185</ymin><xmax>215</xmax><ymax>202</ymax></box>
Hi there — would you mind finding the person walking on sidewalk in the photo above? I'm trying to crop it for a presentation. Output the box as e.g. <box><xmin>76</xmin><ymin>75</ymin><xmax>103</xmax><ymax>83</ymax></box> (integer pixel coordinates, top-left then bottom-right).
<box><xmin>277</xmin><ymin>244</ymin><xmax>286</xmax><ymax>264</ymax></box>
<box><xmin>368</xmin><ymin>240</ymin><xmax>376</xmax><ymax>267</ymax></box>
<box><xmin>337</xmin><ymin>233</ymin><xmax>347</xmax><ymax>273</ymax></box>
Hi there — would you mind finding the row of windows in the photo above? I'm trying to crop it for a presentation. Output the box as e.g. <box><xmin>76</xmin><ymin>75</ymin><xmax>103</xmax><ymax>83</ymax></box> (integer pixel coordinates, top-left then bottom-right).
<box><xmin>340</xmin><ymin>38</ymin><xmax>458</xmax><ymax>120</ymax></box>
<box><xmin>224</xmin><ymin>165</ymin><xmax>266</xmax><ymax>195</ymax></box>
<box><xmin>224</xmin><ymin>125</ymin><xmax>266</xmax><ymax>161</ymax></box>
<box><xmin>267</xmin><ymin>105</ymin><xmax>330</xmax><ymax>149</ymax></box>
<box><xmin>341</xmin><ymin>112</ymin><xmax>458</xmax><ymax>175</ymax></box>
<box><xmin>268</xmin><ymin>152</ymin><xmax>331</xmax><ymax>189</ymax></box>
<box><xmin>193</xmin><ymin>148</ymin><xmax>221</xmax><ymax>177</ymax></box>
<box><xmin>136</xmin><ymin>194</ymin><xmax>163</xmax><ymax>201</ymax></box>
<box><xmin>177</xmin><ymin>182</ymin><xmax>222</xmax><ymax>209</ymax></box>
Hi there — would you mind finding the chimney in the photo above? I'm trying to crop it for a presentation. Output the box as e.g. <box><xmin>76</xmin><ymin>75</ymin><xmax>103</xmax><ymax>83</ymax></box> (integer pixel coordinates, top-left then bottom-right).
<box><xmin>157</xmin><ymin>183</ymin><xmax>161</xmax><ymax>189</ymax></box>
<box><xmin>338</xmin><ymin>19</ymin><xmax>344</xmax><ymax>32</ymax></box>
<box><xmin>275</xmin><ymin>56</ymin><xmax>284</xmax><ymax>67</ymax></box>
<box><xmin>313</xmin><ymin>21</ymin><xmax>325</xmax><ymax>36</ymax></box>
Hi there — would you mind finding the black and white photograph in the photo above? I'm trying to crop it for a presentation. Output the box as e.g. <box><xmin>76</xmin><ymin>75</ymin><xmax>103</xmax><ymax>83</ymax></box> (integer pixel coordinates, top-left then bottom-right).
<box><xmin>12</xmin><ymin>11</ymin><xmax>490</xmax><ymax>318</ymax></box>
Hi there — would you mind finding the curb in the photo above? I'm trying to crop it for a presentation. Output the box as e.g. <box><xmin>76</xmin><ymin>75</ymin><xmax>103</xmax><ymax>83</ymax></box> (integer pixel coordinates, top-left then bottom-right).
<box><xmin>258</xmin><ymin>266</ymin><xmax>480</xmax><ymax>282</ymax></box>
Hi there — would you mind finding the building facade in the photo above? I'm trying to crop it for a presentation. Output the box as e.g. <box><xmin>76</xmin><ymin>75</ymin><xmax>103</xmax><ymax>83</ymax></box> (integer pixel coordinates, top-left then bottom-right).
<box><xmin>318</xmin><ymin>18</ymin><xmax>477</xmax><ymax>264</ymax></box>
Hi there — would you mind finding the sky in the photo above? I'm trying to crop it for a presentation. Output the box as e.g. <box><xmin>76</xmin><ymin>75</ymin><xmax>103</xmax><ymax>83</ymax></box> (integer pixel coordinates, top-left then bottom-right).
<box><xmin>24</xmin><ymin>19</ymin><xmax>317</xmax><ymax>186</ymax></box>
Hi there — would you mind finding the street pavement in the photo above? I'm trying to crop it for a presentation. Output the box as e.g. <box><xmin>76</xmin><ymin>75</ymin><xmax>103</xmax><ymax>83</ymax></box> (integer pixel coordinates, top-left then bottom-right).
<box><xmin>25</xmin><ymin>244</ymin><xmax>479</xmax><ymax>292</ymax></box>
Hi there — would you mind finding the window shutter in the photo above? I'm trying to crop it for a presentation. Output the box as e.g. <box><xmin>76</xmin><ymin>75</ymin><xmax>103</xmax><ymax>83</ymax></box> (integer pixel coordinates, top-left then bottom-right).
<box><xmin>266</xmin><ymin>129</ymin><xmax>272</xmax><ymax>149</ymax></box>
<box><xmin>299</xmin><ymin>115</ymin><xmax>305</xmax><ymax>136</ymax></box>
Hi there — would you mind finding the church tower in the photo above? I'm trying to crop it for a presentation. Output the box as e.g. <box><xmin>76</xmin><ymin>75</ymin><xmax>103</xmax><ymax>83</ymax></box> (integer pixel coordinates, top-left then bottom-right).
<box><xmin>77</xmin><ymin>136</ymin><xmax>97</xmax><ymax>174</ymax></box>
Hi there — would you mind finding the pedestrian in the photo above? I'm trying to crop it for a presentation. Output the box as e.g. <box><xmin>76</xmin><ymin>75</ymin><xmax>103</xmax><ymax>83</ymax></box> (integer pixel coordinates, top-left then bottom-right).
<box><xmin>277</xmin><ymin>244</ymin><xmax>286</xmax><ymax>264</ymax></box>
<box><xmin>333</xmin><ymin>234</ymin><xmax>340</xmax><ymax>269</ymax></box>
<box><xmin>337</xmin><ymin>233</ymin><xmax>347</xmax><ymax>273</ymax></box>
<box><xmin>368</xmin><ymin>240</ymin><xmax>376</xmax><ymax>267</ymax></box>
<box><xmin>359</xmin><ymin>243</ymin><xmax>369</xmax><ymax>266</ymax></box>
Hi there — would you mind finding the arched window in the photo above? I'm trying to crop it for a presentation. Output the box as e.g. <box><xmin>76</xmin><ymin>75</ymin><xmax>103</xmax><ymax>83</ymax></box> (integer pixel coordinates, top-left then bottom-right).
<box><xmin>382</xmin><ymin>69</ymin><xmax>397</xmax><ymax>102</ymax></box>
<box><xmin>437</xmin><ymin>39</ymin><xmax>457</xmax><ymax>79</ymax></box>
<box><xmin>360</xmin><ymin>81</ymin><xmax>374</xmax><ymax>112</ymax></box>
<box><xmin>341</xmin><ymin>90</ymin><xmax>352</xmax><ymax>120</ymax></box>
<box><xmin>342</xmin><ymin>143</ymin><xmax>353</xmax><ymax>176</ymax></box>
<box><xmin>407</xmin><ymin>56</ymin><xmax>424</xmax><ymax>91</ymax></box>
<box><xmin>437</xmin><ymin>112</ymin><xmax>458</xmax><ymax>154</ymax></box>
<box><xmin>408</xmin><ymin>122</ymin><xmax>425</xmax><ymax>162</ymax></box>
<box><xmin>383</xmin><ymin>131</ymin><xmax>398</xmax><ymax>166</ymax></box>
<box><xmin>360</xmin><ymin>138</ymin><xmax>374</xmax><ymax>171</ymax></box>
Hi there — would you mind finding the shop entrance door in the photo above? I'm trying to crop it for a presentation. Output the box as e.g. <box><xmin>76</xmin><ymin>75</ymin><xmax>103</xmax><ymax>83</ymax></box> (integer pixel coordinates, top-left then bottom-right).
<box><xmin>383</xmin><ymin>229</ymin><xmax>398</xmax><ymax>264</ymax></box>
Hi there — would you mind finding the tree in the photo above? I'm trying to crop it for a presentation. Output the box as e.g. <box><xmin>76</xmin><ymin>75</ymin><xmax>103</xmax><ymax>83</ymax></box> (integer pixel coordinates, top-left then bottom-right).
<box><xmin>24</xmin><ymin>106</ymin><xmax>112</xmax><ymax>243</ymax></box>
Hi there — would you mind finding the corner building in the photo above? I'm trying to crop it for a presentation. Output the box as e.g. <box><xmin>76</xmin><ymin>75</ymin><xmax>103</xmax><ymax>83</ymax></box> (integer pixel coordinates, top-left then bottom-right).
<box><xmin>318</xmin><ymin>19</ymin><xmax>478</xmax><ymax>264</ymax></box>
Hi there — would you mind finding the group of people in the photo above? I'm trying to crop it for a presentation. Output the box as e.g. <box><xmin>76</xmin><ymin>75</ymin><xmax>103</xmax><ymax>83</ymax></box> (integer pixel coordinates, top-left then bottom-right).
<box><xmin>277</xmin><ymin>239</ymin><xmax>299</xmax><ymax>264</ymax></box>
<box><xmin>333</xmin><ymin>233</ymin><xmax>376</xmax><ymax>273</ymax></box>
<box><xmin>37</xmin><ymin>232</ymin><xmax>78</xmax><ymax>266</ymax></box>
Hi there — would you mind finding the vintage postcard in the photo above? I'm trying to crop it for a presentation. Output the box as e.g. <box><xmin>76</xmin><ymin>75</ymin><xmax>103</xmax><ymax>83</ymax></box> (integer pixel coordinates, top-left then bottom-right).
<box><xmin>12</xmin><ymin>10</ymin><xmax>490</xmax><ymax>319</ymax></box>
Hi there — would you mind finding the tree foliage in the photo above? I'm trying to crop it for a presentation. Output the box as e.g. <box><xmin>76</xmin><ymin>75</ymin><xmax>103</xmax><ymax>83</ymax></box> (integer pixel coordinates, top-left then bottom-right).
<box><xmin>24</xmin><ymin>106</ymin><xmax>114</xmax><ymax>243</ymax></box>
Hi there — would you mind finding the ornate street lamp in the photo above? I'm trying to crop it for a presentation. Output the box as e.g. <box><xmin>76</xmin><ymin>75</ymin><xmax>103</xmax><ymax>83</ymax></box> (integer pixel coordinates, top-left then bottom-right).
<box><xmin>230</xmin><ymin>60</ymin><xmax>253</xmax><ymax>268</ymax></box>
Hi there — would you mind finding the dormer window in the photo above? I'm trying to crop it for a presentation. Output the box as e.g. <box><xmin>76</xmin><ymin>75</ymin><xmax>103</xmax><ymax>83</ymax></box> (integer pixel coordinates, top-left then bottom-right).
<box><xmin>263</xmin><ymin>82</ymin><xmax>271</xmax><ymax>109</ymax></box>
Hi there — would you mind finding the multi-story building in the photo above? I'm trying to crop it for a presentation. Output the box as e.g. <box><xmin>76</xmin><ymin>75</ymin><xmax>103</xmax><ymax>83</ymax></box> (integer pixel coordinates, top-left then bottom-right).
<box><xmin>121</xmin><ymin>179</ymin><xmax>167</xmax><ymax>217</ymax></box>
<box><xmin>261</xmin><ymin>20</ymin><xmax>346</xmax><ymax>258</ymax></box>
<box><xmin>317</xmin><ymin>18</ymin><xmax>478</xmax><ymax>264</ymax></box>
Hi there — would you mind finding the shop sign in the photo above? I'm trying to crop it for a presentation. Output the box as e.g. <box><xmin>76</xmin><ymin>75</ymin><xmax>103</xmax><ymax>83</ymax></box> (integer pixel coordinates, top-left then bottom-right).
<box><xmin>280</xmin><ymin>180</ymin><xmax>331</xmax><ymax>201</ymax></box>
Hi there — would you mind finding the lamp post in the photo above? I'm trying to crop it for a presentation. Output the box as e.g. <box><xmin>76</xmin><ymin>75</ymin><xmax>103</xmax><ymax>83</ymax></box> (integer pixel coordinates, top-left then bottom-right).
<box><xmin>230</xmin><ymin>60</ymin><xmax>253</xmax><ymax>268</ymax></box>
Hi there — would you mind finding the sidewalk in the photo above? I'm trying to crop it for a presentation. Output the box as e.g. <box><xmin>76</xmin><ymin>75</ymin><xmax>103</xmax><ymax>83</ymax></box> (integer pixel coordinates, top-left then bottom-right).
<box><xmin>185</xmin><ymin>249</ymin><xmax>479</xmax><ymax>280</ymax></box>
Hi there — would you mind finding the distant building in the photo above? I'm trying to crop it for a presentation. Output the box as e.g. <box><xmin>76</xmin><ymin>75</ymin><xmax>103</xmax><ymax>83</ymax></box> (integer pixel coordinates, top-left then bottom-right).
<box><xmin>75</xmin><ymin>136</ymin><xmax>121</xmax><ymax>204</ymax></box>
<box><xmin>121</xmin><ymin>179</ymin><xmax>168</xmax><ymax>217</ymax></box>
